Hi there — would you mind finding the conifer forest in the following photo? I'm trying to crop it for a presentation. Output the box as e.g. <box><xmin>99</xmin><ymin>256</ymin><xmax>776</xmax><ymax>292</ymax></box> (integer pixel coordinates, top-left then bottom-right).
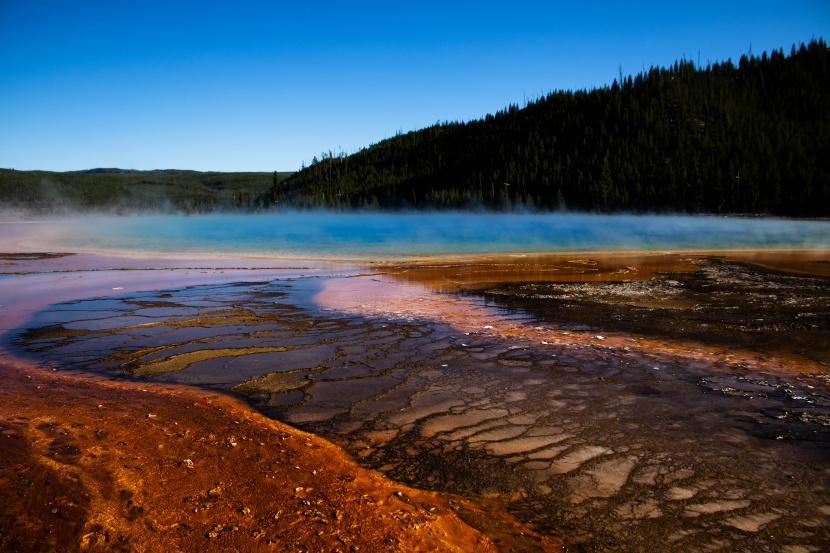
<box><xmin>266</xmin><ymin>39</ymin><xmax>829</xmax><ymax>216</ymax></box>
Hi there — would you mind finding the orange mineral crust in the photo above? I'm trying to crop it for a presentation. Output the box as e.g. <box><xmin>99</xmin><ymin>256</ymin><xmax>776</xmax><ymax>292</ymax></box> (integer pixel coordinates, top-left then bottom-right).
<box><xmin>0</xmin><ymin>358</ymin><xmax>561</xmax><ymax>552</ymax></box>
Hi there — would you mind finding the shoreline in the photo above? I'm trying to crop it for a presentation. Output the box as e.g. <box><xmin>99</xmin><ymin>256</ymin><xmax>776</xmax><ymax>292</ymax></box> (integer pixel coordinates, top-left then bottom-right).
<box><xmin>4</xmin><ymin>246</ymin><xmax>830</xmax><ymax>268</ymax></box>
<box><xmin>3</xmin><ymin>246</ymin><xmax>829</xmax><ymax>275</ymax></box>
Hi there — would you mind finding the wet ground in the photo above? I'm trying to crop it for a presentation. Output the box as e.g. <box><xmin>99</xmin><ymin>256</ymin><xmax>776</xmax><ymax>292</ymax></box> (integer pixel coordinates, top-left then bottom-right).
<box><xmin>473</xmin><ymin>256</ymin><xmax>830</xmax><ymax>369</ymax></box>
<box><xmin>0</xmin><ymin>358</ymin><xmax>541</xmax><ymax>553</ymax></box>
<box><xmin>9</xmin><ymin>253</ymin><xmax>830</xmax><ymax>552</ymax></box>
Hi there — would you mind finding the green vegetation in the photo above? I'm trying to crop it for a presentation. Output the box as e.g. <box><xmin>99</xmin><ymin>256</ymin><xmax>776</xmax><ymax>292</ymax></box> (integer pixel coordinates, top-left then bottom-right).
<box><xmin>0</xmin><ymin>168</ymin><xmax>291</xmax><ymax>213</ymax></box>
<box><xmin>3</xmin><ymin>39</ymin><xmax>827</xmax><ymax>216</ymax></box>
<box><xmin>264</xmin><ymin>39</ymin><xmax>829</xmax><ymax>216</ymax></box>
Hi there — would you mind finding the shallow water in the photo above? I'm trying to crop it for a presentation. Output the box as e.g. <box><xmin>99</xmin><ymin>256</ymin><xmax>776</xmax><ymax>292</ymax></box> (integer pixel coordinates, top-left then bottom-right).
<box><xmin>8</xmin><ymin>213</ymin><xmax>830</xmax><ymax>259</ymax></box>
<box><xmin>12</xmin><ymin>258</ymin><xmax>830</xmax><ymax>552</ymax></box>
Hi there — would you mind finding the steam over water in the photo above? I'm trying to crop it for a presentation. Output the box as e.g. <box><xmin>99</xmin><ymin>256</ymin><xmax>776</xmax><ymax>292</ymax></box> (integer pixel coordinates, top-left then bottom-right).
<box><xmin>20</xmin><ymin>212</ymin><xmax>830</xmax><ymax>258</ymax></box>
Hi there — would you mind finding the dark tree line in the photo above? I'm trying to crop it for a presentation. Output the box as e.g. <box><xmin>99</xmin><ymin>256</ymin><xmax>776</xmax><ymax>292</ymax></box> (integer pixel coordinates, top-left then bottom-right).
<box><xmin>0</xmin><ymin>169</ymin><xmax>289</xmax><ymax>213</ymax></box>
<box><xmin>264</xmin><ymin>39</ymin><xmax>829</xmax><ymax>216</ymax></box>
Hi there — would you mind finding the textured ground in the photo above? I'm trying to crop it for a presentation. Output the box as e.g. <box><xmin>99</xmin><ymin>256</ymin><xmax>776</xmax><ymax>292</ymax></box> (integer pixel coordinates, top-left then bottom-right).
<box><xmin>9</xmin><ymin>252</ymin><xmax>830</xmax><ymax>552</ymax></box>
<box><xmin>0</xmin><ymin>253</ymin><xmax>559</xmax><ymax>553</ymax></box>
<box><xmin>0</xmin><ymin>357</ymin><xmax>558</xmax><ymax>552</ymax></box>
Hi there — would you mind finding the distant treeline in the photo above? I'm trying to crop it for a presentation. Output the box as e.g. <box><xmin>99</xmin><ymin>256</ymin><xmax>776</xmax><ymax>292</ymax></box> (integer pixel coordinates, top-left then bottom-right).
<box><xmin>264</xmin><ymin>39</ymin><xmax>829</xmax><ymax>216</ymax></box>
<box><xmin>3</xmin><ymin>39</ymin><xmax>827</xmax><ymax>216</ymax></box>
<box><xmin>0</xmin><ymin>168</ymin><xmax>290</xmax><ymax>213</ymax></box>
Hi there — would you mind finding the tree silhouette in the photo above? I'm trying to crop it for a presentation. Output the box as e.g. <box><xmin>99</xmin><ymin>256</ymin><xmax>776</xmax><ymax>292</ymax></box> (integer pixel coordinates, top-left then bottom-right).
<box><xmin>264</xmin><ymin>39</ymin><xmax>829</xmax><ymax>216</ymax></box>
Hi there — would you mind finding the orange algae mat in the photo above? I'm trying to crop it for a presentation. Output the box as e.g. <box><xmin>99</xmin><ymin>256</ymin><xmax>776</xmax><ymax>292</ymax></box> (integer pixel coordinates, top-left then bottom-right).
<box><xmin>0</xmin><ymin>357</ymin><xmax>559</xmax><ymax>552</ymax></box>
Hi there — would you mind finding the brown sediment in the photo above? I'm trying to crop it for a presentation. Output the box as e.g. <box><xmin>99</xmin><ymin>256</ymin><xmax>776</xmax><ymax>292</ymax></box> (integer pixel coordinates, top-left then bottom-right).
<box><xmin>0</xmin><ymin>252</ymin><xmax>74</xmax><ymax>260</ymax></box>
<box><xmin>232</xmin><ymin>371</ymin><xmax>310</xmax><ymax>395</ymax></box>
<box><xmin>376</xmin><ymin>249</ymin><xmax>830</xmax><ymax>292</ymax></box>
<box><xmin>375</xmin><ymin>252</ymin><xmax>699</xmax><ymax>291</ymax></box>
<box><xmin>373</xmin><ymin>249</ymin><xmax>830</xmax><ymax>374</ymax></box>
<box><xmin>130</xmin><ymin>347</ymin><xmax>297</xmax><ymax>376</ymax></box>
<box><xmin>0</xmin><ymin>356</ymin><xmax>560</xmax><ymax>552</ymax></box>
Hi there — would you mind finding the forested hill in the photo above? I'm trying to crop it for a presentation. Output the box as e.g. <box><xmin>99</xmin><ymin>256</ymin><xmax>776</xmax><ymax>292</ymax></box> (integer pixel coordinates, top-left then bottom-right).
<box><xmin>0</xmin><ymin>169</ymin><xmax>289</xmax><ymax>213</ymax></box>
<box><xmin>264</xmin><ymin>39</ymin><xmax>829</xmax><ymax>216</ymax></box>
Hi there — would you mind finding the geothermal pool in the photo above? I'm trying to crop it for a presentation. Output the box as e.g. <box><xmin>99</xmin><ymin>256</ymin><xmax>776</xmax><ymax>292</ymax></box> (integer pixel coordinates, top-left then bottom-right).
<box><xmin>7</xmin><ymin>212</ymin><xmax>830</xmax><ymax>258</ymax></box>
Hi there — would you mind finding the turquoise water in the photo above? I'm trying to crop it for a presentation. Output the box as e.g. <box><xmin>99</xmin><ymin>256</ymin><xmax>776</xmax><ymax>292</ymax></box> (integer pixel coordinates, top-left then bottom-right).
<box><xmin>50</xmin><ymin>213</ymin><xmax>830</xmax><ymax>259</ymax></box>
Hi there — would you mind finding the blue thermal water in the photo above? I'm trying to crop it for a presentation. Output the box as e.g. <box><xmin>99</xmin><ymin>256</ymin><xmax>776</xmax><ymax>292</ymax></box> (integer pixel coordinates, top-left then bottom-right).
<box><xmin>53</xmin><ymin>212</ymin><xmax>830</xmax><ymax>259</ymax></box>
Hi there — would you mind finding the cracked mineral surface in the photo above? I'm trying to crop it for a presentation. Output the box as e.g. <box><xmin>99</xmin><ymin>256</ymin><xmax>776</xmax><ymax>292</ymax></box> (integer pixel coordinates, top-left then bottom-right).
<box><xmin>9</xmin><ymin>252</ymin><xmax>830</xmax><ymax>552</ymax></box>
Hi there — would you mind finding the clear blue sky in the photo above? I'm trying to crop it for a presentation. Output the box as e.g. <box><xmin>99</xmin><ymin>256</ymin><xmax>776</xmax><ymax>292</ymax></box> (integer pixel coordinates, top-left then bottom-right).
<box><xmin>2</xmin><ymin>1</ymin><xmax>828</xmax><ymax>172</ymax></box>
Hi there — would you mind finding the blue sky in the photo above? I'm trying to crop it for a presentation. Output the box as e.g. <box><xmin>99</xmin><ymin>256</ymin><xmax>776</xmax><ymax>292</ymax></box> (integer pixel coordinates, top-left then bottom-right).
<box><xmin>1</xmin><ymin>1</ymin><xmax>828</xmax><ymax>172</ymax></box>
